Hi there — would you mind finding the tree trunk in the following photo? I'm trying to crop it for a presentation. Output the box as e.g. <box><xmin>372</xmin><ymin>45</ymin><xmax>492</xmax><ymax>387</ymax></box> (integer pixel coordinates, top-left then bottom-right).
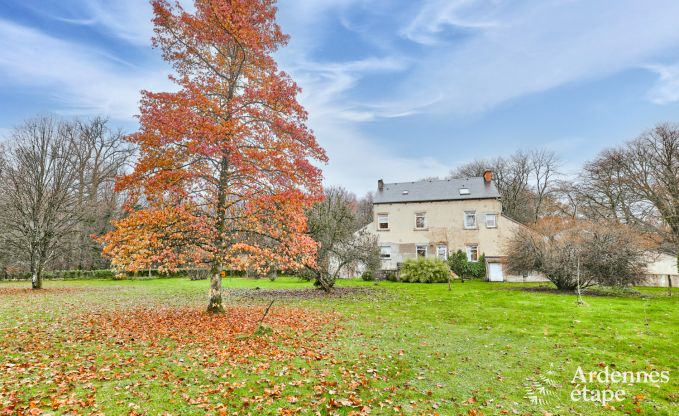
<box><xmin>669</xmin><ymin>274</ymin><xmax>673</xmax><ymax>297</ymax></box>
<box><xmin>207</xmin><ymin>154</ymin><xmax>229</xmax><ymax>314</ymax></box>
<box><xmin>207</xmin><ymin>264</ymin><xmax>224</xmax><ymax>313</ymax></box>
<box><xmin>30</xmin><ymin>251</ymin><xmax>42</xmax><ymax>289</ymax></box>
<box><xmin>31</xmin><ymin>268</ymin><xmax>42</xmax><ymax>289</ymax></box>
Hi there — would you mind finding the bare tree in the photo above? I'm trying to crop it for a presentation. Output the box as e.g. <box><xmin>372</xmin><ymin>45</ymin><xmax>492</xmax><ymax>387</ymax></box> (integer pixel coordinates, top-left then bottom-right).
<box><xmin>579</xmin><ymin>123</ymin><xmax>679</xmax><ymax>254</ymax></box>
<box><xmin>306</xmin><ymin>187</ymin><xmax>379</xmax><ymax>291</ymax></box>
<box><xmin>63</xmin><ymin>117</ymin><xmax>134</xmax><ymax>270</ymax></box>
<box><xmin>551</xmin><ymin>179</ymin><xmax>582</xmax><ymax>219</ymax></box>
<box><xmin>0</xmin><ymin>144</ymin><xmax>9</xmax><ymax>277</ymax></box>
<box><xmin>356</xmin><ymin>192</ymin><xmax>374</xmax><ymax>229</ymax></box>
<box><xmin>0</xmin><ymin>117</ymin><xmax>81</xmax><ymax>288</ymax></box>
<box><xmin>530</xmin><ymin>149</ymin><xmax>561</xmax><ymax>220</ymax></box>
<box><xmin>450</xmin><ymin>151</ymin><xmax>533</xmax><ymax>222</ymax></box>
<box><xmin>506</xmin><ymin>218</ymin><xmax>647</xmax><ymax>290</ymax></box>
<box><xmin>578</xmin><ymin>150</ymin><xmax>638</xmax><ymax>223</ymax></box>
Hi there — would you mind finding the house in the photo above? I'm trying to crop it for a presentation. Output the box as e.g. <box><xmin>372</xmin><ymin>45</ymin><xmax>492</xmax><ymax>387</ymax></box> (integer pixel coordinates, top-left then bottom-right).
<box><xmin>638</xmin><ymin>251</ymin><xmax>678</xmax><ymax>287</ymax></box>
<box><xmin>363</xmin><ymin>171</ymin><xmax>544</xmax><ymax>282</ymax></box>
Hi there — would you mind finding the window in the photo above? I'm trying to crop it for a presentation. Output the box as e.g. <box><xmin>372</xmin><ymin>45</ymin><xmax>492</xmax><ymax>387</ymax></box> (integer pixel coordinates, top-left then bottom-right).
<box><xmin>464</xmin><ymin>211</ymin><xmax>477</xmax><ymax>229</ymax></box>
<box><xmin>485</xmin><ymin>213</ymin><xmax>497</xmax><ymax>228</ymax></box>
<box><xmin>436</xmin><ymin>244</ymin><xmax>448</xmax><ymax>260</ymax></box>
<box><xmin>416</xmin><ymin>244</ymin><xmax>428</xmax><ymax>258</ymax></box>
<box><xmin>415</xmin><ymin>212</ymin><xmax>426</xmax><ymax>229</ymax></box>
<box><xmin>377</xmin><ymin>214</ymin><xmax>389</xmax><ymax>230</ymax></box>
<box><xmin>466</xmin><ymin>244</ymin><xmax>479</xmax><ymax>262</ymax></box>
<box><xmin>379</xmin><ymin>245</ymin><xmax>391</xmax><ymax>259</ymax></box>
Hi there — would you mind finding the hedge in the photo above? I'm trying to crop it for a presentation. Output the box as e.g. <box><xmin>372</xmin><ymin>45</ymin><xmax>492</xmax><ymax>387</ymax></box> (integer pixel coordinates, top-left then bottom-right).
<box><xmin>399</xmin><ymin>258</ymin><xmax>450</xmax><ymax>283</ymax></box>
<box><xmin>448</xmin><ymin>250</ymin><xmax>486</xmax><ymax>279</ymax></box>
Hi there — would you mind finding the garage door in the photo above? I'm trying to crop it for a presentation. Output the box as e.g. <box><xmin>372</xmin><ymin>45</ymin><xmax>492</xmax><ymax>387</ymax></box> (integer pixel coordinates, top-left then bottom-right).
<box><xmin>488</xmin><ymin>263</ymin><xmax>504</xmax><ymax>282</ymax></box>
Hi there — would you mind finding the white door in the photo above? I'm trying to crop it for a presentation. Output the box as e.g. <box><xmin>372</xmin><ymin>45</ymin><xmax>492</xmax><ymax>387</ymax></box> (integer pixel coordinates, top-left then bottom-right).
<box><xmin>488</xmin><ymin>263</ymin><xmax>504</xmax><ymax>282</ymax></box>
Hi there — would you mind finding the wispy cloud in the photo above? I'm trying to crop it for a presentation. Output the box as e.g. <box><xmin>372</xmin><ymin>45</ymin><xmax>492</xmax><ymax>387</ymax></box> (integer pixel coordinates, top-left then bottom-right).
<box><xmin>0</xmin><ymin>19</ymin><xmax>171</xmax><ymax>120</ymax></box>
<box><xmin>3</xmin><ymin>0</ymin><xmax>679</xmax><ymax>193</ymax></box>
<box><xmin>401</xmin><ymin>0</ymin><xmax>499</xmax><ymax>45</ymax></box>
<box><xmin>391</xmin><ymin>0</ymin><xmax>679</xmax><ymax>114</ymax></box>
<box><xmin>645</xmin><ymin>62</ymin><xmax>679</xmax><ymax>104</ymax></box>
<box><xmin>275</xmin><ymin>0</ymin><xmax>452</xmax><ymax>192</ymax></box>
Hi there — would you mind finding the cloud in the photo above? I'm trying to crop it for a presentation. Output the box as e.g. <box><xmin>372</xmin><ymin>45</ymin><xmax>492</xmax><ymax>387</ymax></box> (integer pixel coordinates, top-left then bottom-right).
<box><xmin>0</xmin><ymin>19</ymin><xmax>172</xmax><ymax>120</ymax></box>
<box><xmin>310</xmin><ymin>114</ymin><xmax>450</xmax><ymax>194</ymax></box>
<box><xmin>390</xmin><ymin>0</ymin><xmax>679</xmax><ymax>114</ymax></box>
<box><xmin>287</xmin><ymin>53</ymin><xmax>448</xmax><ymax>192</ymax></box>
<box><xmin>79</xmin><ymin>0</ymin><xmax>155</xmax><ymax>46</ymax></box>
<box><xmin>645</xmin><ymin>62</ymin><xmax>679</xmax><ymax>104</ymax></box>
<box><xmin>401</xmin><ymin>0</ymin><xmax>499</xmax><ymax>45</ymax></box>
<box><xmin>274</xmin><ymin>1</ymin><xmax>453</xmax><ymax>193</ymax></box>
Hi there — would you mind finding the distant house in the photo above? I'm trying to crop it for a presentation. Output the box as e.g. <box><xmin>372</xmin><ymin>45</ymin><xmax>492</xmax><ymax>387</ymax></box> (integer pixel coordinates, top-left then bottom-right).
<box><xmin>356</xmin><ymin>172</ymin><xmax>677</xmax><ymax>287</ymax></box>
<box><xmin>362</xmin><ymin>171</ymin><xmax>543</xmax><ymax>282</ymax></box>
<box><xmin>639</xmin><ymin>251</ymin><xmax>678</xmax><ymax>287</ymax></box>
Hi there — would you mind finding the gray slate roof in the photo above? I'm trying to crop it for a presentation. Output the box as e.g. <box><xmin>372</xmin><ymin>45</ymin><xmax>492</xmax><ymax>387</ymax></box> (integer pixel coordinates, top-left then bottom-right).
<box><xmin>373</xmin><ymin>177</ymin><xmax>500</xmax><ymax>204</ymax></box>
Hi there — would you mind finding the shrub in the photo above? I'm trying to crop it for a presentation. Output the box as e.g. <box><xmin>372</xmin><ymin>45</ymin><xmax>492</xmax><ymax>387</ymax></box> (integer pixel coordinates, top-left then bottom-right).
<box><xmin>506</xmin><ymin>218</ymin><xmax>647</xmax><ymax>290</ymax></box>
<box><xmin>375</xmin><ymin>270</ymin><xmax>398</xmax><ymax>281</ymax></box>
<box><xmin>448</xmin><ymin>250</ymin><xmax>467</xmax><ymax>277</ymax></box>
<box><xmin>188</xmin><ymin>269</ymin><xmax>210</xmax><ymax>280</ymax></box>
<box><xmin>448</xmin><ymin>250</ymin><xmax>486</xmax><ymax>279</ymax></box>
<box><xmin>361</xmin><ymin>270</ymin><xmax>374</xmax><ymax>281</ymax></box>
<box><xmin>399</xmin><ymin>258</ymin><xmax>450</xmax><ymax>283</ymax></box>
<box><xmin>468</xmin><ymin>255</ymin><xmax>486</xmax><ymax>278</ymax></box>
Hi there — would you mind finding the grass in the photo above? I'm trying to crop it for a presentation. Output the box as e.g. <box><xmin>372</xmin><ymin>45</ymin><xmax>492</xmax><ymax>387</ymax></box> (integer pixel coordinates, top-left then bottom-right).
<box><xmin>0</xmin><ymin>278</ymin><xmax>677</xmax><ymax>415</ymax></box>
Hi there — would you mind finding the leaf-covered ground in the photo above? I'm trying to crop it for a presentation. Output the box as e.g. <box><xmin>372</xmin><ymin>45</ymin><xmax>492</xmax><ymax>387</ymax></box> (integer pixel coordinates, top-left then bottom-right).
<box><xmin>0</xmin><ymin>278</ymin><xmax>677</xmax><ymax>415</ymax></box>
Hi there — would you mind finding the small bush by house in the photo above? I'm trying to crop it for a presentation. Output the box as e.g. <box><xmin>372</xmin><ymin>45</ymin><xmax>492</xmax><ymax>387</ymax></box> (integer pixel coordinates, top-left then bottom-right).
<box><xmin>448</xmin><ymin>250</ymin><xmax>486</xmax><ymax>279</ymax></box>
<box><xmin>399</xmin><ymin>258</ymin><xmax>450</xmax><ymax>283</ymax></box>
<box><xmin>361</xmin><ymin>270</ymin><xmax>375</xmax><ymax>281</ymax></box>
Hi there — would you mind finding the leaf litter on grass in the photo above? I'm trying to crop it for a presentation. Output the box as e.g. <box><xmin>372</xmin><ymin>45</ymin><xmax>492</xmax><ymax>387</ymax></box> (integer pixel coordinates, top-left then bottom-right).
<box><xmin>0</xmin><ymin>299</ymin><xmax>415</xmax><ymax>416</ymax></box>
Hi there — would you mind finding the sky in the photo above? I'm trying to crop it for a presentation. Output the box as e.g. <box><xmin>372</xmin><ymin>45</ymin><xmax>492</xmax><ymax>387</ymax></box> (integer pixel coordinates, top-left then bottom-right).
<box><xmin>1</xmin><ymin>0</ymin><xmax>679</xmax><ymax>194</ymax></box>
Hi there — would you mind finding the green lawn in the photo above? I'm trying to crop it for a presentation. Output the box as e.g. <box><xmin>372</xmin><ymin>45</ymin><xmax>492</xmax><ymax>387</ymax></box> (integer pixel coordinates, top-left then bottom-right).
<box><xmin>0</xmin><ymin>278</ymin><xmax>677</xmax><ymax>415</ymax></box>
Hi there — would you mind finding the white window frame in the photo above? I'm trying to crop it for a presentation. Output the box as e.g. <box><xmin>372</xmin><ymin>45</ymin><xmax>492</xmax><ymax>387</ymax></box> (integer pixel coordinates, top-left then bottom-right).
<box><xmin>465</xmin><ymin>244</ymin><xmax>479</xmax><ymax>262</ymax></box>
<box><xmin>377</xmin><ymin>213</ymin><xmax>389</xmax><ymax>230</ymax></box>
<box><xmin>436</xmin><ymin>244</ymin><xmax>448</xmax><ymax>260</ymax></box>
<box><xmin>485</xmin><ymin>213</ymin><xmax>497</xmax><ymax>228</ymax></box>
<box><xmin>415</xmin><ymin>212</ymin><xmax>426</xmax><ymax>229</ymax></box>
<box><xmin>416</xmin><ymin>244</ymin><xmax>428</xmax><ymax>258</ymax></box>
<box><xmin>464</xmin><ymin>211</ymin><xmax>477</xmax><ymax>229</ymax></box>
<box><xmin>379</xmin><ymin>245</ymin><xmax>391</xmax><ymax>259</ymax></box>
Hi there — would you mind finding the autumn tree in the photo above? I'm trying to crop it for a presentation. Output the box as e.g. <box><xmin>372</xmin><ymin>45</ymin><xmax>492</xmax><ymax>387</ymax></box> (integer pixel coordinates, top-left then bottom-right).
<box><xmin>100</xmin><ymin>0</ymin><xmax>326</xmax><ymax>313</ymax></box>
<box><xmin>306</xmin><ymin>187</ymin><xmax>379</xmax><ymax>291</ymax></box>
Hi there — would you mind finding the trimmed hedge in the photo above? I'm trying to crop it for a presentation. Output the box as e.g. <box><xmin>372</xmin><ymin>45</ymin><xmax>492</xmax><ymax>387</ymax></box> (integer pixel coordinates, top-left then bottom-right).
<box><xmin>0</xmin><ymin>269</ymin><xmax>115</xmax><ymax>281</ymax></box>
<box><xmin>399</xmin><ymin>258</ymin><xmax>450</xmax><ymax>283</ymax></box>
<box><xmin>0</xmin><ymin>268</ymin><xmax>215</xmax><ymax>281</ymax></box>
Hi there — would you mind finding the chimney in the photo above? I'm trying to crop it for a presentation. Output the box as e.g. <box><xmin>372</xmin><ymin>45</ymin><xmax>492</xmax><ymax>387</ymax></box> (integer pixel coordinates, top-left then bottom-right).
<box><xmin>378</xmin><ymin>179</ymin><xmax>384</xmax><ymax>191</ymax></box>
<box><xmin>483</xmin><ymin>169</ymin><xmax>493</xmax><ymax>184</ymax></box>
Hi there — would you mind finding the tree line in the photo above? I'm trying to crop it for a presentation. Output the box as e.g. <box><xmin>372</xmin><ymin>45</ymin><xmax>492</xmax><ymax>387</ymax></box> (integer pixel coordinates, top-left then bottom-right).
<box><xmin>1</xmin><ymin>118</ymin><xmax>677</xmax><ymax>291</ymax></box>
<box><xmin>451</xmin><ymin>124</ymin><xmax>679</xmax><ymax>254</ymax></box>
<box><xmin>0</xmin><ymin>116</ymin><xmax>133</xmax><ymax>288</ymax></box>
<box><xmin>448</xmin><ymin>123</ymin><xmax>679</xmax><ymax>289</ymax></box>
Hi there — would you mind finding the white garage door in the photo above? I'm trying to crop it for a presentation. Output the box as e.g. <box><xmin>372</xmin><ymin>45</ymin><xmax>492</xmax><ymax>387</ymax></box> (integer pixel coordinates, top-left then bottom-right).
<box><xmin>488</xmin><ymin>263</ymin><xmax>504</xmax><ymax>282</ymax></box>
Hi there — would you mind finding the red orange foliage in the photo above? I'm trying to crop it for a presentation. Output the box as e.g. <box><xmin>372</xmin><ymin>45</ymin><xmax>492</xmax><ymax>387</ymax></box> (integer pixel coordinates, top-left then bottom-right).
<box><xmin>99</xmin><ymin>0</ymin><xmax>326</xmax><ymax>301</ymax></box>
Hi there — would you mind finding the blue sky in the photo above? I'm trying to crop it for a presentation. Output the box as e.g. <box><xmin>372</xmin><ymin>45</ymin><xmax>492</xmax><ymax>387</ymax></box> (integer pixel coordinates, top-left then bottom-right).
<box><xmin>2</xmin><ymin>1</ymin><xmax>679</xmax><ymax>194</ymax></box>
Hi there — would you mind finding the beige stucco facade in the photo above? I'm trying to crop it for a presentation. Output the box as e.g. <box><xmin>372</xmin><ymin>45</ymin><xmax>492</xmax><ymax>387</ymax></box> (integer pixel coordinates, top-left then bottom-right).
<box><xmin>367</xmin><ymin>198</ymin><xmax>520</xmax><ymax>272</ymax></box>
<box><xmin>638</xmin><ymin>252</ymin><xmax>678</xmax><ymax>287</ymax></box>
